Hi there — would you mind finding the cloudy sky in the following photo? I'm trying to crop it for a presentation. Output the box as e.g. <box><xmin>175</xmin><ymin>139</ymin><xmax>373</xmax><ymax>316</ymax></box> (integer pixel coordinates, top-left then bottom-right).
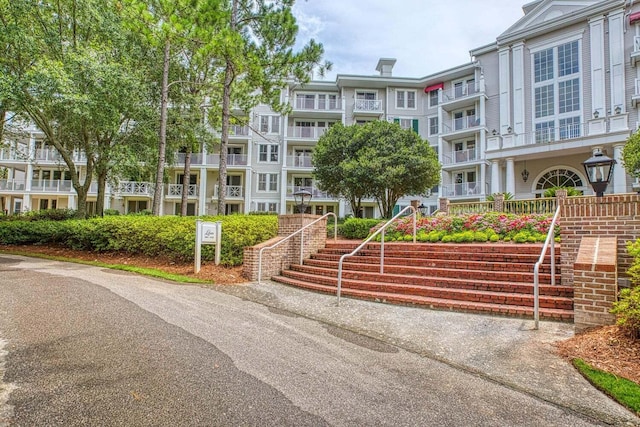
<box><xmin>292</xmin><ymin>0</ymin><xmax>528</xmax><ymax>80</ymax></box>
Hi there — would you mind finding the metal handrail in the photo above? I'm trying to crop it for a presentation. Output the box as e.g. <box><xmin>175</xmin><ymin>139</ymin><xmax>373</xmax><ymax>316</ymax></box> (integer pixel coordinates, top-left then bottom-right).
<box><xmin>533</xmin><ymin>205</ymin><xmax>561</xmax><ymax>330</ymax></box>
<box><xmin>337</xmin><ymin>206</ymin><xmax>417</xmax><ymax>305</ymax></box>
<box><xmin>257</xmin><ymin>212</ymin><xmax>337</xmax><ymax>284</ymax></box>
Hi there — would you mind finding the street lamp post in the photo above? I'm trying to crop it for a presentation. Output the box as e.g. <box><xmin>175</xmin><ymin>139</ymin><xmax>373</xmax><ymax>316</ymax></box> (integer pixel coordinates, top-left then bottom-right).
<box><xmin>582</xmin><ymin>151</ymin><xmax>616</xmax><ymax>197</ymax></box>
<box><xmin>293</xmin><ymin>188</ymin><xmax>312</xmax><ymax>214</ymax></box>
<box><xmin>417</xmin><ymin>203</ymin><xmax>429</xmax><ymax>216</ymax></box>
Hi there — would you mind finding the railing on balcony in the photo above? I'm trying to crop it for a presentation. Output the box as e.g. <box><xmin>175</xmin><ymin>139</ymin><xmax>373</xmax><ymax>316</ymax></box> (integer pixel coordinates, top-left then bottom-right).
<box><xmin>453</xmin><ymin>115</ymin><xmax>479</xmax><ymax>131</ymax></box>
<box><xmin>286</xmin><ymin>154</ymin><xmax>313</xmax><ymax>168</ymax></box>
<box><xmin>286</xmin><ymin>185</ymin><xmax>330</xmax><ymax>199</ymax></box>
<box><xmin>287</xmin><ymin>126</ymin><xmax>329</xmax><ymax>139</ymax></box>
<box><xmin>167</xmin><ymin>184</ymin><xmax>198</xmax><ymax>197</ymax></box>
<box><xmin>635</xmin><ymin>35</ymin><xmax>640</xmax><ymax>53</ymax></box>
<box><xmin>213</xmin><ymin>185</ymin><xmax>244</xmax><ymax>198</ymax></box>
<box><xmin>204</xmin><ymin>153</ymin><xmax>248</xmax><ymax>166</ymax></box>
<box><xmin>30</xmin><ymin>180</ymin><xmax>73</xmax><ymax>192</ymax></box>
<box><xmin>174</xmin><ymin>153</ymin><xmax>204</xmax><ymax>166</ymax></box>
<box><xmin>443</xmin><ymin>82</ymin><xmax>480</xmax><ymax>101</ymax></box>
<box><xmin>0</xmin><ymin>179</ymin><xmax>26</xmax><ymax>191</ymax></box>
<box><xmin>353</xmin><ymin>99</ymin><xmax>383</xmax><ymax>113</ymax></box>
<box><xmin>533</xmin><ymin>122</ymin><xmax>581</xmax><ymax>144</ymax></box>
<box><xmin>229</xmin><ymin>125</ymin><xmax>249</xmax><ymax>136</ymax></box>
<box><xmin>117</xmin><ymin>181</ymin><xmax>154</xmax><ymax>196</ymax></box>
<box><xmin>294</xmin><ymin>97</ymin><xmax>341</xmax><ymax>111</ymax></box>
<box><xmin>0</xmin><ymin>148</ymin><xmax>28</xmax><ymax>161</ymax></box>
<box><xmin>442</xmin><ymin>182</ymin><xmax>482</xmax><ymax>198</ymax></box>
<box><xmin>443</xmin><ymin>148</ymin><xmax>477</xmax><ymax>165</ymax></box>
<box><xmin>34</xmin><ymin>148</ymin><xmax>63</xmax><ymax>162</ymax></box>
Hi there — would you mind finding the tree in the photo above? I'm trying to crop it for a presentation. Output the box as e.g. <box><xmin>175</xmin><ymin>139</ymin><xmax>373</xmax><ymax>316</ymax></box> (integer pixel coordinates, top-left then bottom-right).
<box><xmin>214</xmin><ymin>0</ymin><xmax>329</xmax><ymax>215</ymax></box>
<box><xmin>623</xmin><ymin>130</ymin><xmax>640</xmax><ymax>179</ymax></box>
<box><xmin>314</xmin><ymin>121</ymin><xmax>440</xmax><ymax>218</ymax></box>
<box><xmin>0</xmin><ymin>0</ymin><xmax>152</xmax><ymax>217</ymax></box>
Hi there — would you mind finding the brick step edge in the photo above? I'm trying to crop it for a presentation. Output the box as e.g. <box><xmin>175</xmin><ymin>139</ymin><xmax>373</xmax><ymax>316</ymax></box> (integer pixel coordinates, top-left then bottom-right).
<box><xmin>316</xmin><ymin>250</ymin><xmax>559</xmax><ymax>264</ymax></box>
<box><xmin>280</xmin><ymin>269</ymin><xmax>573</xmax><ymax>309</ymax></box>
<box><xmin>271</xmin><ymin>276</ymin><xmax>573</xmax><ymax>322</ymax></box>
<box><xmin>324</xmin><ymin>242</ymin><xmax>557</xmax><ymax>255</ymax></box>
<box><xmin>302</xmin><ymin>259</ymin><xmax>558</xmax><ymax>282</ymax></box>
<box><xmin>288</xmin><ymin>264</ymin><xmax>571</xmax><ymax>297</ymax></box>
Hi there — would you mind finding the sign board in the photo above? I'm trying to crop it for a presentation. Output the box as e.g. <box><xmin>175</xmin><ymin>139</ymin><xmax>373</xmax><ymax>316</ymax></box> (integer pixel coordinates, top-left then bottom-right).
<box><xmin>195</xmin><ymin>220</ymin><xmax>222</xmax><ymax>273</ymax></box>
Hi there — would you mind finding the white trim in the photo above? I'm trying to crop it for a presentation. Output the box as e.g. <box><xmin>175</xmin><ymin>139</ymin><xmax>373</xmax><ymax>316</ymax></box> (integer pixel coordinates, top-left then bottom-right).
<box><xmin>394</xmin><ymin>89</ymin><xmax>417</xmax><ymax>110</ymax></box>
<box><xmin>527</xmin><ymin>29</ymin><xmax>584</xmax><ymax>53</ymax></box>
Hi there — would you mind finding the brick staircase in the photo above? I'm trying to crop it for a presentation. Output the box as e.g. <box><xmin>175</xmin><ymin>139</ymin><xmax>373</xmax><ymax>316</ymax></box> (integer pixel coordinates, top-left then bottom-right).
<box><xmin>271</xmin><ymin>240</ymin><xmax>573</xmax><ymax>321</ymax></box>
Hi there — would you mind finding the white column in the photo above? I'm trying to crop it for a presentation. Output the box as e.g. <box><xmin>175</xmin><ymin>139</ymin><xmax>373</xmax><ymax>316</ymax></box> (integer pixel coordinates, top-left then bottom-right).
<box><xmin>590</xmin><ymin>16</ymin><xmax>606</xmax><ymax>118</ymax></box>
<box><xmin>505</xmin><ymin>157</ymin><xmax>515</xmax><ymax>195</ymax></box>
<box><xmin>25</xmin><ymin>135</ymin><xmax>35</xmax><ymax>191</ymax></box>
<box><xmin>243</xmin><ymin>170</ymin><xmax>252</xmax><ymax>214</ymax></box>
<box><xmin>491</xmin><ymin>160</ymin><xmax>501</xmax><ymax>194</ymax></box>
<box><xmin>480</xmin><ymin>162</ymin><xmax>487</xmax><ymax>197</ymax></box>
<box><xmin>613</xmin><ymin>144</ymin><xmax>627</xmax><ymax>194</ymax></box>
<box><xmin>498</xmin><ymin>47</ymin><xmax>511</xmax><ymax>134</ymax></box>
<box><xmin>279</xmin><ymin>171</ymin><xmax>288</xmax><ymax>214</ymax></box>
<box><xmin>608</xmin><ymin>10</ymin><xmax>626</xmax><ymax>114</ymax></box>
<box><xmin>68</xmin><ymin>194</ymin><xmax>76</xmax><ymax>210</ymax></box>
<box><xmin>198</xmin><ymin>168</ymin><xmax>207</xmax><ymax>215</ymax></box>
<box><xmin>512</xmin><ymin>42</ymin><xmax>525</xmax><ymax>142</ymax></box>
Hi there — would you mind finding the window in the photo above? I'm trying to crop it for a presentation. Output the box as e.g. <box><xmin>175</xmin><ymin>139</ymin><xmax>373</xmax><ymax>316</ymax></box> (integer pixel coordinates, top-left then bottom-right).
<box><xmin>396</xmin><ymin>90</ymin><xmax>416</xmax><ymax>109</ymax></box>
<box><xmin>318</xmin><ymin>94</ymin><xmax>338</xmax><ymax>110</ymax></box>
<box><xmin>535</xmin><ymin>168</ymin><xmax>583</xmax><ymax>192</ymax></box>
<box><xmin>428</xmin><ymin>116</ymin><xmax>438</xmax><ymax>136</ymax></box>
<box><xmin>532</xmin><ymin>39</ymin><xmax>581</xmax><ymax>143</ymax></box>
<box><xmin>355</xmin><ymin>91</ymin><xmax>378</xmax><ymax>111</ymax></box>
<box><xmin>259</xmin><ymin>115</ymin><xmax>280</xmax><ymax>134</ymax></box>
<box><xmin>453</xmin><ymin>109</ymin><xmax>476</xmax><ymax>130</ymax></box>
<box><xmin>394</xmin><ymin>118</ymin><xmax>419</xmax><ymax>133</ymax></box>
<box><xmin>295</xmin><ymin>121</ymin><xmax>314</xmax><ymax>138</ymax></box>
<box><xmin>429</xmin><ymin>90</ymin><xmax>439</xmax><ymax>108</ymax></box>
<box><xmin>258</xmin><ymin>173</ymin><xmax>278</xmax><ymax>192</ymax></box>
<box><xmin>257</xmin><ymin>202</ymin><xmax>278</xmax><ymax>213</ymax></box>
<box><xmin>259</xmin><ymin>144</ymin><xmax>279</xmax><ymax>162</ymax></box>
<box><xmin>128</xmin><ymin>200</ymin><xmax>148</xmax><ymax>213</ymax></box>
<box><xmin>296</xmin><ymin>93</ymin><xmax>315</xmax><ymax>109</ymax></box>
<box><xmin>294</xmin><ymin>149</ymin><xmax>312</xmax><ymax>167</ymax></box>
<box><xmin>177</xmin><ymin>173</ymin><xmax>197</xmax><ymax>185</ymax></box>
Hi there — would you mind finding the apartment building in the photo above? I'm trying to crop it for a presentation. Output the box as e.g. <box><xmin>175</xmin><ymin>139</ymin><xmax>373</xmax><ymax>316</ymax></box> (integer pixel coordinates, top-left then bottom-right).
<box><xmin>1</xmin><ymin>0</ymin><xmax>638</xmax><ymax>217</ymax></box>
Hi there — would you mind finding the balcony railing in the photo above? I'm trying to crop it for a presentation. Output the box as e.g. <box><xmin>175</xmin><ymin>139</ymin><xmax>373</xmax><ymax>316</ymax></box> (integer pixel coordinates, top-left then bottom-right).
<box><xmin>353</xmin><ymin>99</ymin><xmax>383</xmax><ymax>113</ymax></box>
<box><xmin>0</xmin><ymin>147</ymin><xmax>85</xmax><ymax>162</ymax></box>
<box><xmin>443</xmin><ymin>148</ymin><xmax>477</xmax><ymax>165</ymax></box>
<box><xmin>118</xmin><ymin>181</ymin><xmax>154</xmax><ymax>196</ymax></box>
<box><xmin>213</xmin><ymin>185</ymin><xmax>244</xmax><ymax>198</ymax></box>
<box><xmin>167</xmin><ymin>184</ymin><xmax>198</xmax><ymax>197</ymax></box>
<box><xmin>205</xmin><ymin>154</ymin><xmax>248</xmax><ymax>166</ymax></box>
<box><xmin>453</xmin><ymin>115</ymin><xmax>479</xmax><ymax>131</ymax></box>
<box><xmin>0</xmin><ymin>179</ymin><xmax>26</xmax><ymax>191</ymax></box>
<box><xmin>443</xmin><ymin>81</ymin><xmax>480</xmax><ymax>102</ymax></box>
<box><xmin>287</xmin><ymin>126</ymin><xmax>329</xmax><ymax>139</ymax></box>
<box><xmin>442</xmin><ymin>182</ymin><xmax>482</xmax><ymax>197</ymax></box>
<box><xmin>294</xmin><ymin>97</ymin><xmax>341</xmax><ymax>111</ymax></box>
<box><xmin>286</xmin><ymin>185</ymin><xmax>330</xmax><ymax>199</ymax></box>
<box><xmin>34</xmin><ymin>148</ymin><xmax>63</xmax><ymax>162</ymax></box>
<box><xmin>30</xmin><ymin>180</ymin><xmax>73</xmax><ymax>192</ymax></box>
<box><xmin>286</xmin><ymin>154</ymin><xmax>313</xmax><ymax>168</ymax></box>
<box><xmin>174</xmin><ymin>153</ymin><xmax>204</xmax><ymax>166</ymax></box>
<box><xmin>229</xmin><ymin>125</ymin><xmax>249</xmax><ymax>136</ymax></box>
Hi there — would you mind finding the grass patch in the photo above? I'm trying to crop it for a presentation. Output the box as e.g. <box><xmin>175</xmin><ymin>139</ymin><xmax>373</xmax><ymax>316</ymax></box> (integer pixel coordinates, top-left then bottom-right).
<box><xmin>3</xmin><ymin>250</ymin><xmax>210</xmax><ymax>285</ymax></box>
<box><xmin>572</xmin><ymin>358</ymin><xmax>640</xmax><ymax>415</ymax></box>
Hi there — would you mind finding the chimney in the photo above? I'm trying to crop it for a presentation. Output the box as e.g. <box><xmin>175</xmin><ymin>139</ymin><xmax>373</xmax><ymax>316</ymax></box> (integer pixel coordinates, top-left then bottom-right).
<box><xmin>375</xmin><ymin>58</ymin><xmax>397</xmax><ymax>77</ymax></box>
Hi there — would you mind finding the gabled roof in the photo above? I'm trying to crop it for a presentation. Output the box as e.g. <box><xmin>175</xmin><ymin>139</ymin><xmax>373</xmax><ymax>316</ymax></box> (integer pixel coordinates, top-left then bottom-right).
<box><xmin>496</xmin><ymin>0</ymin><xmax>624</xmax><ymax>46</ymax></box>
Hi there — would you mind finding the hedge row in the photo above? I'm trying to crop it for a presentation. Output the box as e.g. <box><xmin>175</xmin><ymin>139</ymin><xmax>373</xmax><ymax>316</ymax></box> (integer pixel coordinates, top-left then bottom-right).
<box><xmin>0</xmin><ymin>215</ymin><xmax>278</xmax><ymax>266</ymax></box>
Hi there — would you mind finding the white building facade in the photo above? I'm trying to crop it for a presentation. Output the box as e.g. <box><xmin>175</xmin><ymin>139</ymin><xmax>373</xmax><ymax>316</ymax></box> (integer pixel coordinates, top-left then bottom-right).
<box><xmin>1</xmin><ymin>0</ymin><xmax>638</xmax><ymax>217</ymax></box>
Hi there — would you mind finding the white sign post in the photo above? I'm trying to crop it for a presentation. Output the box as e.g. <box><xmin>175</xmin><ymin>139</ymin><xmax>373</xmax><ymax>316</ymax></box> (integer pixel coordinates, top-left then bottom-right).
<box><xmin>195</xmin><ymin>220</ymin><xmax>222</xmax><ymax>273</ymax></box>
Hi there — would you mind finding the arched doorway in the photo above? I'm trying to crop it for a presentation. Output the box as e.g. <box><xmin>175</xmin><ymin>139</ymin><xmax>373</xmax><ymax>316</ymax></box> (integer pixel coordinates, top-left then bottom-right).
<box><xmin>534</xmin><ymin>167</ymin><xmax>585</xmax><ymax>197</ymax></box>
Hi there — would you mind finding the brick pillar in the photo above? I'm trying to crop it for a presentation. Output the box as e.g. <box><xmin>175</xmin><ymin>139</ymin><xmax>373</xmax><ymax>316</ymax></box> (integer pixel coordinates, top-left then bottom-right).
<box><xmin>573</xmin><ymin>236</ymin><xmax>617</xmax><ymax>332</ymax></box>
<box><xmin>438</xmin><ymin>197</ymin><xmax>449</xmax><ymax>215</ymax></box>
<box><xmin>493</xmin><ymin>193</ymin><xmax>505</xmax><ymax>212</ymax></box>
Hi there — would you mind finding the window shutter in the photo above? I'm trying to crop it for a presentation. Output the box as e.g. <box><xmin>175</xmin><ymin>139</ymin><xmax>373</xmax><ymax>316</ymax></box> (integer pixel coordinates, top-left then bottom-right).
<box><xmin>393</xmin><ymin>118</ymin><xmax>399</xmax><ymax>124</ymax></box>
<box><xmin>392</xmin><ymin>205</ymin><xmax>400</xmax><ymax>216</ymax></box>
<box><xmin>412</xmin><ymin>119</ymin><xmax>419</xmax><ymax>134</ymax></box>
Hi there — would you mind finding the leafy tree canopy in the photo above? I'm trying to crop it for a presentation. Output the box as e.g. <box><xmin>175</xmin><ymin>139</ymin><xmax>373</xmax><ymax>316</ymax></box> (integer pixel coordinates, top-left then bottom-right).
<box><xmin>623</xmin><ymin>130</ymin><xmax>640</xmax><ymax>178</ymax></box>
<box><xmin>314</xmin><ymin>121</ymin><xmax>440</xmax><ymax>218</ymax></box>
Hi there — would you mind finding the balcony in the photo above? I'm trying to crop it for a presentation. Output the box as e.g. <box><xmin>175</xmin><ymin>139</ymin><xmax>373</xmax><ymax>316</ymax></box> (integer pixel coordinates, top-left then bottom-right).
<box><xmin>286</xmin><ymin>185</ymin><xmax>330</xmax><ymax>199</ymax></box>
<box><xmin>441</xmin><ymin>115</ymin><xmax>482</xmax><ymax>139</ymax></box>
<box><xmin>287</xmin><ymin>126</ymin><xmax>329</xmax><ymax>140</ymax></box>
<box><xmin>442</xmin><ymin>182</ymin><xmax>483</xmax><ymax>198</ymax></box>
<box><xmin>286</xmin><ymin>154</ymin><xmax>313</xmax><ymax>168</ymax></box>
<box><xmin>166</xmin><ymin>184</ymin><xmax>198</xmax><ymax>198</ymax></box>
<box><xmin>632</xmin><ymin>36</ymin><xmax>640</xmax><ymax>66</ymax></box>
<box><xmin>213</xmin><ymin>185</ymin><xmax>244</xmax><ymax>198</ymax></box>
<box><xmin>353</xmin><ymin>99</ymin><xmax>384</xmax><ymax>116</ymax></box>
<box><xmin>204</xmin><ymin>153</ymin><xmax>248</xmax><ymax>167</ymax></box>
<box><xmin>117</xmin><ymin>181</ymin><xmax>154</xmax><ymax>196</ymax></box>
<box><xmin>633</xmin><ymin>78</ymin><xmax>640</xmax><ymax>106</ymax></box>
<box><xmin>440</xmin><ymin>81</ymin><xmax>486</xmax><ymax>111</ymax></box>
<box><xmin>229</xmin><ymin>125</ymin><xmax>249</xmax><ymax>138</ymax></box>
<box><xmin>291</xmin><ymin>96</ymin><xmax>342</xmax><ymax>119</ymax></box>
<box><xmin>0</xmin><ymin>179</ymin><xmax>26</xmax><ymax>191</ymax></box>
<box><xmin>30</xmin><ymin>180</ymin><xmax>73</xmax><ymax>193</ymax></box>
<box><xmin>0</xmin><ymin>147</ymin><xmax>85</xmax><ymax>163</ymax></box>
<box><xmin>173</xmin><ymin>153</ymin><xmax>204</xmax><ymax>166</ymax></box>
<box><xmin>442</xmin><ymin>148</ymin><xmax>478</xmax><ymax>166</ymax></box>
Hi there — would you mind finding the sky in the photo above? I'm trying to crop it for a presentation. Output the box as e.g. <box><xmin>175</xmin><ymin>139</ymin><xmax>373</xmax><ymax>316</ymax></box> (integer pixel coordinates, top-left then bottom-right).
<box><xmin>292</xmin><ymin>0</ymin><xmax>528</xmax><ymax>80</ymax></box>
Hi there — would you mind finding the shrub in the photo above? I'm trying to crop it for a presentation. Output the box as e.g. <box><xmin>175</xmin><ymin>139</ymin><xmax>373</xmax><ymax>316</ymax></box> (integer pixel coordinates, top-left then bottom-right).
<box><xmin>103</xmin><ymin>209</ymin><xmax>120</xmax><ymax>216</ymax></box>
<box><xmin>610</xmin><ymin>287</ymin><xmax>640</xmax><ymax>339</ymax></box>
<box><xmin>340</xmin><ymin>218</ymin><xmax>383</xmax><ymax>239</ymax></box>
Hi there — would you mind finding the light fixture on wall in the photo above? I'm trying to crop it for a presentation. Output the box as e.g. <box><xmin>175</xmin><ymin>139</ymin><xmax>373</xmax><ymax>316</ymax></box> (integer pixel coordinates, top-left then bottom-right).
<box><xmin>521</xmin><ymin>160</ymin><xmax>529</xmax><ymax>183</ymax></box>
<box><xmin>593</xmin><ymin>110</ymin><xmax>599</xmax><ymax>119</ymax></box>
<box><xmin>491</xmin><ymin>129</ymin><xmax>497</xmax><ymax>136</ymax></box>
<box><xmin>507</xmin><ymin>126</ymin><xmax>513</xmax><ymax>134</ymax></box>
<box><xmin>614</xmin><ymin>105</ymin><xmax>622</xmax><ymax>115</ymax></box>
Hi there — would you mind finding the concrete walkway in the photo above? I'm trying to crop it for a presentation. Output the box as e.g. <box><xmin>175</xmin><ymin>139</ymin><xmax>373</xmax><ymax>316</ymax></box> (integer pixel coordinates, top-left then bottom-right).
<box><xmin>215</xmin><ymin>280</ymin><xmax>640</xmax><ymax>426</ymax></box>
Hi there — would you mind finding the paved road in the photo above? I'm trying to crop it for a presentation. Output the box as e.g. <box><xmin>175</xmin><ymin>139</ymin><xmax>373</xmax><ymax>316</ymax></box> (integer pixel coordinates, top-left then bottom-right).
<box><xmin>0</xmin><ymin>255</ymin><xmax>620</xmax><ymax>426</ymax></box>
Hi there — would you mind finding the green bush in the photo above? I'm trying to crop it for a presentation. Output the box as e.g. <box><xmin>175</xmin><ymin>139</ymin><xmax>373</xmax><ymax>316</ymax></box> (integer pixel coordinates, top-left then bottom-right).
<box><xmin>339</xmin><ymin>218</ymin><xmax>383</xmax><ymax>239</ymax></box>
<box><xmin>0</xmin><ymin>214</ymin><xmax>278</xmax><ymax>266</ymax></box>
<box><xmin>103</xmin><ymin>209</ymin><xmax>120</xmax><ymax>216</ymax></box>
<box><xmin>0</xmin><ymin>209</ymin><xmax>77</xmax><ymax>222</ymax></box>
<box><xmin>610</xmin><ymin>287</ymin><xmax>640</xmax><ymax>339</ymax></box>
